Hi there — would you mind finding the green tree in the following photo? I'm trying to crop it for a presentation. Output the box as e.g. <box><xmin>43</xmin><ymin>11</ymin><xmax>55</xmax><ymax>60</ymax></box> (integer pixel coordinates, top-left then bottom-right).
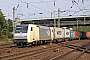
<box><xmin>7</xmin><ymin>19</ymin><xmax>13</xmax><ymax>32</ymax></box>
<box><xmin>72</xmin><ymin>26</ymin><xmax>90</xmax><ymax>32</ymax></box>
<box><xmin>0</xmin><ymin>12</ymin><xmax>9</xmax><ymax>37</ymax></box>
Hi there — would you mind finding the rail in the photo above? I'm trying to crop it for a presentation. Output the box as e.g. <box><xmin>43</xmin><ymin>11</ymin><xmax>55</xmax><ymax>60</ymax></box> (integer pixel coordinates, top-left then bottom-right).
<box><xmin>50</xmin><ymin>42</ymin><xmax>90</xmax><ymax>60</ymax></box>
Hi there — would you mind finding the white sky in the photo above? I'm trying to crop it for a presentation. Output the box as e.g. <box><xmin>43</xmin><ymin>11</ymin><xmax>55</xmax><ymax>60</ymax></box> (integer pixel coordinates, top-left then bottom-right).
<box><xmin>0</xmin><ymin>0</ymin><xmax>90</xmax><ymax>20</ymax></box>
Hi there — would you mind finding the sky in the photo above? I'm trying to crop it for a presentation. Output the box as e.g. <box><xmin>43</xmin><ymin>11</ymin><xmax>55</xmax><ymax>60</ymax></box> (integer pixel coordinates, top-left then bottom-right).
<box><xmin>0</xmin><ymin>0</ymin><xmax>90</xmax><ymax>20</ymax></box>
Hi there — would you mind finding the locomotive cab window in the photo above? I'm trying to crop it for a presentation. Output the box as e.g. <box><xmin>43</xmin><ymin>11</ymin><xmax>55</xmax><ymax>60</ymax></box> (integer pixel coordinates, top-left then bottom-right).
<box><xmin>15</xmin><ymin>25</ymin><xmax>28</xmax><ymax>33</ymax></box>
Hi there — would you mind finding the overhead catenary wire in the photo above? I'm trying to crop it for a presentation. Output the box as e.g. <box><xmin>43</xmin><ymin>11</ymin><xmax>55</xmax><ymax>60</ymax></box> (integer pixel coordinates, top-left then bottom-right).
<box><xmin>63</xmin><ymin>0</ymin><xmax>90</xmax><ymax>16</ymax></box>
<box><xmin>15</xmin><ymin>0</ymin><xmax>90</xmax><ymax>18</ymax></box>
<box><xmin>70</xmin><ymin>1</ymin><xmax>90</xmax><ymax>16</ymax></box>
<box><xmin>0</xmin><ymin>0</ymin><xmax>90</xmax><ymax>20</ymax></box>
<box><xmin>19</xmin><ymin>0</ymin><xmax>52</xmax><ymax>14</ymax></box>
<box><xmin>15</xmin><ymin>2</ymin><xmax>37</xmax><ymax>18</ymax></box>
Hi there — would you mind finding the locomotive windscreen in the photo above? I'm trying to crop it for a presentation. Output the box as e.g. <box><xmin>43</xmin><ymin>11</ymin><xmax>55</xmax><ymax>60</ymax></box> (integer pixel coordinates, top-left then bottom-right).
<box><xmin>15</xmin><ymin>25</ymin><xmax>28</xmax><ymax>33</ymax></box>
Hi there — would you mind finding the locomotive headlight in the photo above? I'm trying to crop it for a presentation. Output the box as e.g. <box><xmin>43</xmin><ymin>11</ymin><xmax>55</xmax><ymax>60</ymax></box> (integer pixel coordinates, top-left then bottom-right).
<box><xmin>23</xmin><ymin>36</ymin><xmax>27</xmax><ymax>38</ymax></box>
<box><xmin>15</xmin><ymin>36</ymin><xmax>18</xmax><ymax>38</ymax></box>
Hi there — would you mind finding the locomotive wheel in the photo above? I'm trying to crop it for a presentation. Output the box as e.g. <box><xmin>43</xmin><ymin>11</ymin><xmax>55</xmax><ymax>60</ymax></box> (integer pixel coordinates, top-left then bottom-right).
<box><xmin>17</xmin><ymin>42</ymin><xmax>24</xmax><ymax>48</ymax></box>
<box><xmin>20</xmin><ymin>42</ymin><xmax>24</xmax><ymax>47</ymax></box>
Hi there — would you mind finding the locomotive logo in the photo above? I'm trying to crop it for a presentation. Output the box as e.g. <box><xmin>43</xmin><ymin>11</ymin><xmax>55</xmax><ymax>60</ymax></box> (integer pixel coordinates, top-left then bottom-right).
<box><xmin>47</xmin><ymin>30</ymin><xmax>50</xmax><ymax>36</ymax></box>
<box><xmin>20</xmin><ymin>32</ymin><xmax>23</xmax><ymax>36</ymax></box>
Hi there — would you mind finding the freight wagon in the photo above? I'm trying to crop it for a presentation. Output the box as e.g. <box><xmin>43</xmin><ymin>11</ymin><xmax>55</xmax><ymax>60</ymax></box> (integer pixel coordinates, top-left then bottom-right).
<box><xmin>86</xmin><ymin>32</ymin><xmax>90</xmax><ymax>39</ymax></box>
<box><xmin>50</xmin><ymin>27</ymin><xmax>71</xmax><ymax>43</ymax></box>
<box><xmin>73</xmin><ymin>31</ymin><xmax>79</xmax><ymax>39</ymax></box>
<box><xmin>79</xmin><ymin>32</ymin><xmax>90</xmax><ymax>39</ymax></box>
<box><xmin>50</xmin><ymin>27</ymin><xmax>64</xmax><ymax>43</ymax></box>
<box><xmin>63</xmin><ymin>28</ymin><xmax>70</xmax><ymax>40</ymax></box>
<box><xmin>70</xmin><ymin>28</ymin><xmax>73</xmax><ymax>40</ymax></box>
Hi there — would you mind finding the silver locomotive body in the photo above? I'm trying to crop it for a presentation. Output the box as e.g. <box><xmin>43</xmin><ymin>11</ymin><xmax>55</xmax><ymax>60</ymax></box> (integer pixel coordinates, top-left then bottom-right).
<box><xmin>13</xmin><ymin>24</ymin><xmax>51</xmax><ymax>47</ymax></box>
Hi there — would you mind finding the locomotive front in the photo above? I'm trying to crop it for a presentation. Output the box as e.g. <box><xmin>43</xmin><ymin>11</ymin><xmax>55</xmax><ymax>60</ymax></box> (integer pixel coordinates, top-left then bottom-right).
<box><xmin>13</xmin><ymin>24</ymin><xmax>28</xmax><ymax>47</ymax></box>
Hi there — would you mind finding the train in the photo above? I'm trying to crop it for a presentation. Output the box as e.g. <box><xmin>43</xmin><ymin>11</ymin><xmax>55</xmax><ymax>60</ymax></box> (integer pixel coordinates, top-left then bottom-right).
<box><xmin>13</xmin><ymin>24</ymin><xmax>90</xmax><ymax>47</ymax></box>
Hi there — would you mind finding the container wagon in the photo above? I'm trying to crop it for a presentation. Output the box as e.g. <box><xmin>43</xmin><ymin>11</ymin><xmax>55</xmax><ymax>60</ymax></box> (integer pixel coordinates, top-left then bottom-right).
<box><xmin>63</xmin><ymin>28</ymin><xmax>70</xmax><ymax>41</ymax></box>
<box><xmin>73</xmin><ymin>31</ymin><xmax>79</xmax><ymax>40</ymax></box>
<box><xmin>86</xmin><ymin>32</ymin><xmax>90</xmax><ymax>39</ymax></box>
<box><xmin>80</xmin><ymin>32</ymin><xmax>90</xmax><ymax>39</ymax></box>
<box><xmin>70</xmin><ymin>29</ymin><xmax>73</xmax><ymax>40</ymax></box>
<box><xmin>50</xmin><ymin>27</ymin><xmax>64</xmax><ymax>43</ymax></box>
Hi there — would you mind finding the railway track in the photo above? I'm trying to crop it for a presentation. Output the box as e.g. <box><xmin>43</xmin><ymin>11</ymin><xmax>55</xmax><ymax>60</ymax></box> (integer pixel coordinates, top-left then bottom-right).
<box><xmin>0</xmin><ymin>43</ymin><xmax>16</xmax><ymax>55</ymax></box>
<box><xmin>0</xmin><ymin>43</ymin><xmax>15</xmax><ymax>49</ymax></box>
<box><xmin>0</xmin><ymin>40</ymin><xmax>90</xmax><ymax>60</ymax></box>
<box><xmin>0</xmin><ymin>43</ymin><xmax>65</xmax><ymax>60</ymax></box>
<box><xmin>0</xmin><ymin>41</ymin><xmax>75</xmax><ymax>60</ymax></box>
<box><xmin>32</xmin><ymin>41</ymin><xmax>90</xmax><ymax>60</ymax></box>
<box><xmin>50</xmin><ymin>42</ymin><xmax>90</xmax><ymax>60</ymax></box>
<box><xmin>14</xmin><ymin>40</ymin><xmax>90</xmax><ymax>60</ymax></box>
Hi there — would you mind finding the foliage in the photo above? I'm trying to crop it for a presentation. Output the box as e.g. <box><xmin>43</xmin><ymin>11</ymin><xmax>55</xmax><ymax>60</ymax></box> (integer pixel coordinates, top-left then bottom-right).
<box><xmin>0</xmin><ymin>41</ymin><xmax>6</xmax><ymax>45</ymax></box>
<box><xmin>0</xmin><ymin>14</ymin><xmax>9</xmax><ymax>37</ymax></box>
<box><xmin>7</xmin><ymin>38</ymin><xmax>13</xmax><ymax>42</ymax></box>
<box><xmin>72</xmin><ymin>26</ymin><xmax>90</xmax><ymax>32</ymax></box>
<box><xmin>0</xmin><ymin>38</ymin><xmax>13</xmax><ymax>45</ymax></box>
<box><xmin>7</xmin><ymin>19</ymin><xmax>13</xmax><ymax>32</ymax></box>
<box><xmin>0</xmin><ymin>11</ymin><xmax>13</xmax><ymax>44</ymax></box>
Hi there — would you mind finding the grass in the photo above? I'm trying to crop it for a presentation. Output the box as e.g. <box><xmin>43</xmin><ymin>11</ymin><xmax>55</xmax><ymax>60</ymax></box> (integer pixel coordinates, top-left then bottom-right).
<box><xmin>0</xmin><ymin>38</ymin><xmax>13</xmax><ymax>45</ymax></box>
<box><xmin>7</xmin><ymin>39</ymin><xmax>13</xmax><ymax>43</ymax></box>
<box><xmin>0</xmin><ymin>41</ymin><xmax>6</xmax><ymax>45</ymax></box>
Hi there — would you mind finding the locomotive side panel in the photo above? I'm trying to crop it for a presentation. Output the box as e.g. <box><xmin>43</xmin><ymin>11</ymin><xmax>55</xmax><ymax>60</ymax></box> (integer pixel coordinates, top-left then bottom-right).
<box><xmin>28</xmin><ymin>27</ymin><xmax>39</xmax><ymax>42</ymax></box>
<box><xmin>27</xmin><ymin>24</ymin><xmax>38</xmax><ymax>43</ymax></box>
<box><xmin>39</xmin><ymin>26</ymin><xmax>51</xmax><ymax>40</ymax></box>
